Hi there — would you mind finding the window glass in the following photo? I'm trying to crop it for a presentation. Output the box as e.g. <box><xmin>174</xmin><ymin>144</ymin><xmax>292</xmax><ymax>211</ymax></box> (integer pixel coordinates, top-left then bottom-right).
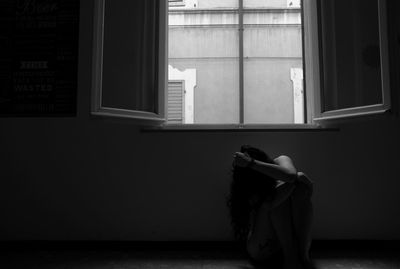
<box><xmin>168</xmin><ymin>0</ymin><xmax>304</xmax><ymax>125</ymax></box>
<box><xmin>243</xmin><ymin>0</ymin><xmax>300</xmax><ymax>8</ymax></box>
<box><xmin>168</xmin><ymin>2</ymin><xmax>240</xmax><ymax>124</ymax></box>
<box><xmin>199</xmin><ymin>0</ymin><xmax>239</xmax><ymax>8</ymax></box>
<box><xmin>243</xmin><ymin>1</ymin><xmax>304</xmax><ymax>123</ymax></box>
<box><xmin>169</xmin><ymin>0</ymin><xmax>238</xmax><ymax>9</ymax></box>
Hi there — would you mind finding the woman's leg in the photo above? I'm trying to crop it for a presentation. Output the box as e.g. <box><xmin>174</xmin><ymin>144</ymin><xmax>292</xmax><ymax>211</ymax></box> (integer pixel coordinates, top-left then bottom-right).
<box><xmin>291</xmin><ymin>173</ymin><xmax>314</xmax><ymax>263</ymax></box>
<box><xmin>269</xmin><ymin>197</ymin><xmax>304</xmax><ymax>269</ymax></box>
<box><xmin>246</xmin><ymin>207</ymin><xmax>280</xmax><ymax>263</ymax></box>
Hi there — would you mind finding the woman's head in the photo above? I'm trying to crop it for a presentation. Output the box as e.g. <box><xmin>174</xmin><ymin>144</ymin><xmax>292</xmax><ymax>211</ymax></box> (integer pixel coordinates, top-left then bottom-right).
<box><xmin>227</xmin><ymin>145</ymin><xmax>277</xmax><ymax>241</ymax></box>
<box><xmin>239</xmin><ymin>144</ymin><xmax>274</xmax><ymax>164</ymax></box>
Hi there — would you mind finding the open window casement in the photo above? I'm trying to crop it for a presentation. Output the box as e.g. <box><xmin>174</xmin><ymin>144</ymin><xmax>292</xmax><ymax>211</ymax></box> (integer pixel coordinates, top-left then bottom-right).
<box><xmin>308</xmin><ymin>0</ymin><xmax>391</xmax><ymax>124</ymax></box>
<box><xmin>92</xmin><ymin>0</ymin><xmax>167</xmax><ymax>123</ymax></box>
<box><xmin>92</xmin><ymin>0</ymin><xmax>391</xmax><ymax>127</ymax></box>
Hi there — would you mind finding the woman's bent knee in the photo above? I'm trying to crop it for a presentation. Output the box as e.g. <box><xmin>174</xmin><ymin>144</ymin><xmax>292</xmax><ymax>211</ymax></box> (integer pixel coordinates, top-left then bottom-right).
<box><xmin>296</xmin><ymin>172</ymin><xmax>314</xmax><ymax>197</ymax></box>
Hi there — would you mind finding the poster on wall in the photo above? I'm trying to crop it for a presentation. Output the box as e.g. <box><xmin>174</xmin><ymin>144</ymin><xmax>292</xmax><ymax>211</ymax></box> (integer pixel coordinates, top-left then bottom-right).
<box><xmin>0</xmin><ymin>0</ymin><xmax>80</xmax><ymax>117</ymax></box>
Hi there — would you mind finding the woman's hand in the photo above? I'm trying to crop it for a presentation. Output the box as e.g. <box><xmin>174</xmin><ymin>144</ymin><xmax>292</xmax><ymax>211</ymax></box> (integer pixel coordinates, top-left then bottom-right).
<box><xmin>233</xmin><ymin>152</ymin><xmax>252</xmax><ymax>168</ymax></box>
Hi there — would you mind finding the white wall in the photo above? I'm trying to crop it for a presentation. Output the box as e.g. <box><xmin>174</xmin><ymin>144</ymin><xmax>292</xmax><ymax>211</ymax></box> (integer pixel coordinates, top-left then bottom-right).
<box><xmin>0</xmin><ymin>0</ymin><xmax>399</xmax><ymax>241</ymax></box>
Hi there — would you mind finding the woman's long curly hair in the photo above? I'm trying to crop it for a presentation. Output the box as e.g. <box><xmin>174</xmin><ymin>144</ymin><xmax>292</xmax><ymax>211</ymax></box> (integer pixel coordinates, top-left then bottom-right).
<box><xmin>227</xmin><ymin>145</ymin><xmax>278</xmax><ymax>241</ymax></box>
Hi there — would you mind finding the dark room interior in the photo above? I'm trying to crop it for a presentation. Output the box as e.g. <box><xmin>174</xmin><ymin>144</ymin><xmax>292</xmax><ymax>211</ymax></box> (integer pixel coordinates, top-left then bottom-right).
<box><xmin>1</xmin><ymin>0</ymin><xmax>400</xmax><ymax>268</ymax></box>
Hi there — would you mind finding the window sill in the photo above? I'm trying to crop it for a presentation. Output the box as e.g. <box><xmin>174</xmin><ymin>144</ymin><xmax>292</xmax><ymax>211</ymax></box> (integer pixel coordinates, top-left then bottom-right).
<box><xmin>141</xmin><ymin>124</ymin><xmax>339</xmax><ymax>133</ymax></box>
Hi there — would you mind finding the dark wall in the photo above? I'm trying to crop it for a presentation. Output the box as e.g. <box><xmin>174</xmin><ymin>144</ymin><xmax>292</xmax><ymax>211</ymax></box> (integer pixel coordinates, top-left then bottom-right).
<box><xmin>0</xmin><ymin>0</ymin><xmax>399</xmax><ymax>241</ymax></box>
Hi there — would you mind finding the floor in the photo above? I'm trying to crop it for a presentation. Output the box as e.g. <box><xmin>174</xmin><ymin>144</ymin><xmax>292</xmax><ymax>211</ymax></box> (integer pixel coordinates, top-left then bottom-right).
<box><xmin>1</xmin><ymin>243</ymin><xmax>399</xmax><ymax>269</ymax></box>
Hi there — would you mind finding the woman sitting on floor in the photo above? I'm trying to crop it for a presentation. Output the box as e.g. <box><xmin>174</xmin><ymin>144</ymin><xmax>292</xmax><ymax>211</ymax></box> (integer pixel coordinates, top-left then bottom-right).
<box><xmin>228</xmin><ymin>145</ymin><xmax>314</xmax><ymax>269</ymax></box>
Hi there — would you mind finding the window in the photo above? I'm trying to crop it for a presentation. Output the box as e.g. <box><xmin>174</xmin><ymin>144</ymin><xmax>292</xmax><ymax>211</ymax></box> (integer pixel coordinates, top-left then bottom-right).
<box><xmin>312</xmin><ymin>0</ymin><xmax>391</xmax><ymax>121</ymax></box>
<box><xmin>168</xmin><ymin>0</ymin><xmax>304</xmax><ymax>124</ymax></box>
<box><xmin>91</xmin><ymin>0</ymin><xmax>391</xmax><ymax>127</ymax></box>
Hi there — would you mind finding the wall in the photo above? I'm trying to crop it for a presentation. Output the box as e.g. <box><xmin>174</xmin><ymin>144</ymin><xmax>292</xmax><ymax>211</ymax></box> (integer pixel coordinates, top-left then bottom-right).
<box><xmin>169</xmin><ymin>8</ymin><xmax>303</xmax><ymax>123</ymax></box>
<box><xmin>194</xmin><ymin>0</ymin><xmax>293</xmax><ymax>9</ymax></box>
<box><xmin>0</xmin><ymin>0</ymin><xmax>400</xmax><ymax>241</ymax></box>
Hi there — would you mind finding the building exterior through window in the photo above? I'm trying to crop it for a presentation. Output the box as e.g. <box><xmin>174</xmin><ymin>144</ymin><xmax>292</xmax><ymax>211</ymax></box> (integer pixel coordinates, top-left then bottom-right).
<box><xmin>168</xmin><ymin>0</ymin><xmax>304</xmax><ymax>124</ymax></box>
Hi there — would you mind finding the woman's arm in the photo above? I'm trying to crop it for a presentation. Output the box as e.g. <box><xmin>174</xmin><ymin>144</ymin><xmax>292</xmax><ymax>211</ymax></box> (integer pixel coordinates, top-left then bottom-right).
<box><xmin>261</xmin><ymin>182</ymin><xmax>296</xmax><ymax>211</ymax></box>
<box><xmin>253</xmin><ymin>155</ymin><xmax>297</xmax><ymax>183</ymax></box>
<box><xmin>264</xmin><ymin>172</ymin><xmax>314</xmax><ymax>211</ymax></box>
<box><xmin>234</xmin><ymin>153</ymin><xmax>297</xmax><ymax>183</ymax></box>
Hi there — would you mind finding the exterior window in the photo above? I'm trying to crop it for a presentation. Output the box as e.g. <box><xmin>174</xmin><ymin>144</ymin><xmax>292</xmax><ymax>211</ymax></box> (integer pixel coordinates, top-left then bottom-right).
<box><xmin>91</xmin><ymin>0</ymin><xmax>391</xmax><ymax>127</ymax></box>
<box><xmin>168</xmin><ymin>0</ymin><xmax>305</xmax><ymax>124</ymax></box>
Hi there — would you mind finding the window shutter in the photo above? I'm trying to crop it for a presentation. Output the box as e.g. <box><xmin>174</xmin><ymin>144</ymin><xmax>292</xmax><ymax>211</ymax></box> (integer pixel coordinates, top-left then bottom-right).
<box><xmin>167</xmin><ymin>81</ymin><xmax>185</xmax><ymax>124</ymax></box>
<box><xmin>169</xmin><ymin>0</ymin><xmax>185</xmax><ymax>7</ymax></box>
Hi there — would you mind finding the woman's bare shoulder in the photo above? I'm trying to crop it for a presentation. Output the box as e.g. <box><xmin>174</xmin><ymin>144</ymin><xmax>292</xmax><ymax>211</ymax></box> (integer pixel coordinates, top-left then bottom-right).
<box><xmin>273</xmin><ymin>155</ymin><xmax>297</xmax><ymax>174</ymax></box>
<box><xmin>273</xmin><ymin>155</ymin><xmax>293</xmax><ymax>163</ymax></box>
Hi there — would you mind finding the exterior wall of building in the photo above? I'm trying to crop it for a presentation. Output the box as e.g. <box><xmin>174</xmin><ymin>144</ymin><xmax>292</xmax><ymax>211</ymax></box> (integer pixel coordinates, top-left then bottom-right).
<box><xmin>198</xmin><ymin>0</ymin><xmax>237</xmax><ymax>8</ymax></box>
<box><xmin>170</xmin><ymin>59</ymin><xmax>240</xmax><ymax>123</ymax></box>
<box><xmin>169</xmin><ymin>0</ymin><xmax>303</xmax><ymax>124</ymax></box>
<box><xmin>170</xmin><ymin>0</ymin><xmax>300</xmax><ymax>9</ymax></box>
<box><xmin>169</xmin><ymin>22</ymin><xmax>240</xmax><ymax>124</ymax></box>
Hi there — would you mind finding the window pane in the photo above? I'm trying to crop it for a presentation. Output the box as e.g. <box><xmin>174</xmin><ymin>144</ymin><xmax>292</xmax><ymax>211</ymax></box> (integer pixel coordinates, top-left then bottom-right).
<box><xmin>168</xmin><ymin>3</ymin><xmax>240</xmax><ymax>124</ymax></box>
<box><xmin>199</xmin><ymin>0</ymin><xmax>238</xmax><ymax>8</ymax></box>
<box><xmin>102</xmin><ymin>0</ymin><xmax>157</xmax><ymax>113</ymax></box>
<box><xmin>319</xmin><ymin>0</ymin><xmax>382</xmax><ymax>112</ymax></box>
<box><xmin>244</xmin><ymin>0</ymin><xmax>301</xmax><ymax>8</ymax></box>
<box><xmin>243</xmin><ymin>2</ymin><xmax>304</xmax><ymax>124</ymax></box>
<box><xmin>169</xmin><ymin>0</ymin><xmax>238</xmax><ymax>9</ymax></box>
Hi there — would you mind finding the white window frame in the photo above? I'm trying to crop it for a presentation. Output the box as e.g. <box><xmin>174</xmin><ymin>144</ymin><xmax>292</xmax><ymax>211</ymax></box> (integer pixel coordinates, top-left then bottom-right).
<box><xmin>91</xmin><ymin>0</ymin><xmax>391</xmax><ymax>127</ymax></box>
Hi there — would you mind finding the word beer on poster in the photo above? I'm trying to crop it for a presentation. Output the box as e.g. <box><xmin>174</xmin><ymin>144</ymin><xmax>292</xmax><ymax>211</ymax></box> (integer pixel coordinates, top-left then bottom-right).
<box><xmin>0</xmin><ymin>0</ymin><xmax>80</xmax><ymax>116</ymax></box>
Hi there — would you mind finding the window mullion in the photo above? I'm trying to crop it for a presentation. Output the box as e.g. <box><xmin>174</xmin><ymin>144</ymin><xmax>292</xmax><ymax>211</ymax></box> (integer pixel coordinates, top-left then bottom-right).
<box><xmin>239</xmin><ymin>0</ymin><xmax>244</xmax><ymax>124</ymax></box>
